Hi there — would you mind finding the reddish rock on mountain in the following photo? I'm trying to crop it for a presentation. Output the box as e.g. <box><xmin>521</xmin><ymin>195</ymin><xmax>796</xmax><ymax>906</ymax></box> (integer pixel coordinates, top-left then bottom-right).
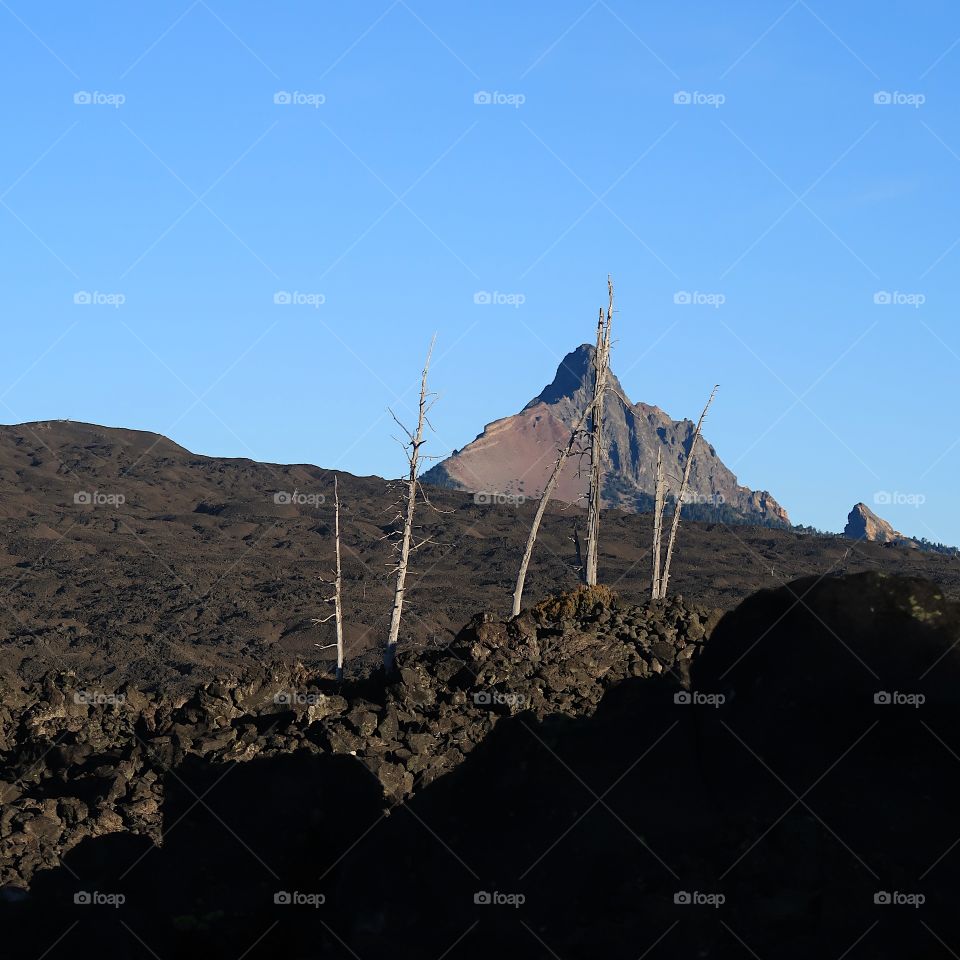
<box><xmin>423</xmin><ymin>344</ymin><xmax>790</xmax><ymax>526</ymax></box>
<box><xmin>844</xmin><ymin>502</ymin><xmax>911</xmax><ymax>545</ymax></box>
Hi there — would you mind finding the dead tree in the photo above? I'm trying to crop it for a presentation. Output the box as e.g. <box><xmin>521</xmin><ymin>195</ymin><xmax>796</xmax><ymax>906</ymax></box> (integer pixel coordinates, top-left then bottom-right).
<box><xmin>651</xmin><ymin>448</ymin><xmax>666</xmax><ymax>600</ymax></box>
<box><xmin>656</xmin><ymin>385</ymin><xmax>718</xmax><ymax>600</ymax></box>
<box><xmin>313</xmin><ymin>476</ymin><xmax>345</xmax><ymax>680</ymax></box>
<box><xmin>512</xmin><ymin>395</ymin><xmax>599</xmax><ymax>617</ymax></box>
<box><xmin>384</xmin><ymin>337</ymin><xmax>437</xmax><ymax>672</ymax></box>
<box><xmin>584</xmin><ymin>277</ymin><xmax>614</xmax><ymax>586</ymax></box>
<box><xmin>572</xmin><ymin>521</ymin><xmax>584</xmax><ymax>575</ymax></box>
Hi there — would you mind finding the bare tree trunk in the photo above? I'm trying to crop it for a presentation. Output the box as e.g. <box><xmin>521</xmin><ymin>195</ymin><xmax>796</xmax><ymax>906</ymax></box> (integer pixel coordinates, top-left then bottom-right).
<box><xmin>512</xmin><ymin>398</ymin><xmax>597</xmax><ymax>617</ymax></box>
<box><xmin>313</xmin><ymin>476</ymin><xmax>346</xmax><ymax>677</ymax></box>
<box><xmin>651</xmin><ymin>447</ymin><xmax>665</xmax><ymax>600</ymax></box>
<box><xmin>660</xmin><ymin>385</ymin><xmax>718</xmax><ymax>600</ymax></box>
<box><xmin>585</xmin><ymin>278</ymin><xmax>614</xmax><ymax>585</ymax></box>
<box><xmin>584</xmin><ymin>311</ymin><xmax>605</xmax><ymax>585</ymax></box>
<box><xmin>572</xmin><ymin>521</ymin><xmax>583</xmax><ymax>575</ymax></box>
<box><xmin>385</xmin><ymin>338</ymin><xmax>435</xmax><ymax>673</ymax></box>
<box><xmin>332</xmin><ymin>477</ymin><xmax>344</xmax><ymax>681</ymax></box>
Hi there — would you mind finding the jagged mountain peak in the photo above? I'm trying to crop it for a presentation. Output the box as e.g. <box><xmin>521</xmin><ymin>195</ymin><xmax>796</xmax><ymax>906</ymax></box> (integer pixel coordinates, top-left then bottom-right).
<box><xmin>524</xmin><ymin>343</ymin><xmax>629</xmax><ymax>411</ymax></box>
<box><xmin>843</xmin><ymin>502</ymin><xmax>919</xmax><ymax>547</ymax></box>
<box><xmin>424</xmin><ymin>346</ymin><xmax>789</xmax><ymax>527</ymax></box>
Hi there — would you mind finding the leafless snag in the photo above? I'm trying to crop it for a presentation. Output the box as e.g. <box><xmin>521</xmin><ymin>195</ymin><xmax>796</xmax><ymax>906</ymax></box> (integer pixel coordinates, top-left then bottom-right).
<box><xmin>313</xmin><ymin>476</ymin><xmax>345</xmax><ymax>680</ymax></box>
<box><xmin>571</xmin><ymin>520</ymin><xmax>584</xmax><ymax>575</ymax></box>
<box><xmin>656</xmin><ymin>385</ymin><xmax>718</xmax><ymax>600</ymax></box>
<box><xmin>512</xmin><ymin>395</ymin><xmax>599</xmax><ymax>617</ymax></box>
<box><xmin>584</xmin><ymin>276</ymin><xmax>614</xmax><ymax>586</ymax></box>
<box><xmin>384</xmin><ymin>336</ymin><xmax>438</xmax><ymax>673</ymax></box>
<box><xmin>651</xmin><ymin>448</ymin><xmax>666</xmax><ymax>600</ymax></box>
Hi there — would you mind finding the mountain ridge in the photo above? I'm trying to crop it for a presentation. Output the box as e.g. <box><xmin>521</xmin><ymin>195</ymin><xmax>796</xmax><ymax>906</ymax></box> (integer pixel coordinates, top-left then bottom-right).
<box><xmin>424</xmin><ymin>344</ymin><xmax>790</xmax><ymax>526</ymax></box>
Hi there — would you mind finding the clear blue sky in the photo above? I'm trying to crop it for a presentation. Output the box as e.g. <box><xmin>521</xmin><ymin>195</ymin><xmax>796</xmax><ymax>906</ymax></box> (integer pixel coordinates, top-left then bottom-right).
<box><xmin>2</xmin><ymin>1</ymin><xmax>958</xmax><ymax>544</ymax></box>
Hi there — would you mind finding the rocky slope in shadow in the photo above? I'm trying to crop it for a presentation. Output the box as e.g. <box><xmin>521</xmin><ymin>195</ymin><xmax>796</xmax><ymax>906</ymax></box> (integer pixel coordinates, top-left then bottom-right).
<box><xmin>0</xmin><ymin>586</ymin><xmax>719</xmax><ymax>890</ymax></box>
<box><xmin>2</xmin><ymin>574</ymin><xmax>960</xmax><ymax>957</ymax></box>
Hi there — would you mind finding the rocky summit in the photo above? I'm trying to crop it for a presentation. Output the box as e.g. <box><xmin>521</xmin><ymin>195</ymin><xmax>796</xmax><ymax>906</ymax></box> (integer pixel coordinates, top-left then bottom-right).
<box><xmin>844</xmin><ymin>501</ymin><xmax>917</xmax><ymax>547</ymax></box>
<box><xmin>423</xmin><ymin>344</ymin><xmax>790</xmax><ymax>526</ymax></box>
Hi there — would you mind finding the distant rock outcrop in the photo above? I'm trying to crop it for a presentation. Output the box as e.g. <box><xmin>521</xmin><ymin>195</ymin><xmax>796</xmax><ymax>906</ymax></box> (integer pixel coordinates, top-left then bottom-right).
<box><xmin>843</xmin><ymin>501</ymin><xmax>919</xmax><ymax>548</ymax></box>
<box><xmin>423</xmin><ymin>344</ymin><xmax>789</xmax><ymax>526</ymax></box>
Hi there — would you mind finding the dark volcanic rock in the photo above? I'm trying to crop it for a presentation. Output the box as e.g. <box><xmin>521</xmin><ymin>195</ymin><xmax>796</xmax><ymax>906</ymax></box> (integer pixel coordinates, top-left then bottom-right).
<box><xmin>0</xmin><ymin>586</ymin><xmax>713</xmax><ymax>890</ymax></box>
<box><xmin>1</xmin><ymin>575</ymin><xmax>958</xmax><ymax>959</ymax></box>
<box><xmin>1</xmin><ymin>421</ymin><xmax>958</xmax><ymax>701</ymax></box>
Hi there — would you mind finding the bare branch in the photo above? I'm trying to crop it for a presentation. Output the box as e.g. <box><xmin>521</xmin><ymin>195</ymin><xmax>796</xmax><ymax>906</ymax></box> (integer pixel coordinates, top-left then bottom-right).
<box><xmin>415</xmin><ymin>479</ymin><xmax>454</xmax><ymax>515</ymax></box>
<box><xmin>651</xmin><ymin>447</ymin><xmax>666</xmax><ymax>599</ymax></box>
<box><xmin>312</xmin><ymin>476</ymin><xmax>346</xmax><ymax>678</ymax></box>
<box><xmin>512</xmin><ymin>390</ymin><xmax>602</xmax><ymax>617</ymax></box>
<box><xmin>585</xmin><ymin>275</ymin><xmax>614</xmax><ymax>586</ymax></box>
<box><xmin>659</xmin><ymin>385</ymin><xmax>719</xmax><ymax>599</ymax></box>
<box><xmin>385</xmin><ymin>335</ymin><xmax>437</xmax><ymax>672</ymax></box>
<box><xmin>388</xmin><ymin>408</ymin><xmax>416</xmax><ymax>443</ymax></box>
<box><xmin>410</xmin><ymin>535</ymin><xmax>438</xmax><ymax>551</ymax></box>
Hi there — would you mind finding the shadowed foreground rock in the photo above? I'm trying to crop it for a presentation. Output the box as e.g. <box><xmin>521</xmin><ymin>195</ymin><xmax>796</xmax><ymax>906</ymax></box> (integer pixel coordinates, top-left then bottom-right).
<box><xmin>1</xmin><ymin>574</ymin><xmax>959</xmax><ymax>958</ymax></box>
<box><xmin>0</xmin><ymin>586</ymin><xmax>719</xmax><ymax>889</ymax></box>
